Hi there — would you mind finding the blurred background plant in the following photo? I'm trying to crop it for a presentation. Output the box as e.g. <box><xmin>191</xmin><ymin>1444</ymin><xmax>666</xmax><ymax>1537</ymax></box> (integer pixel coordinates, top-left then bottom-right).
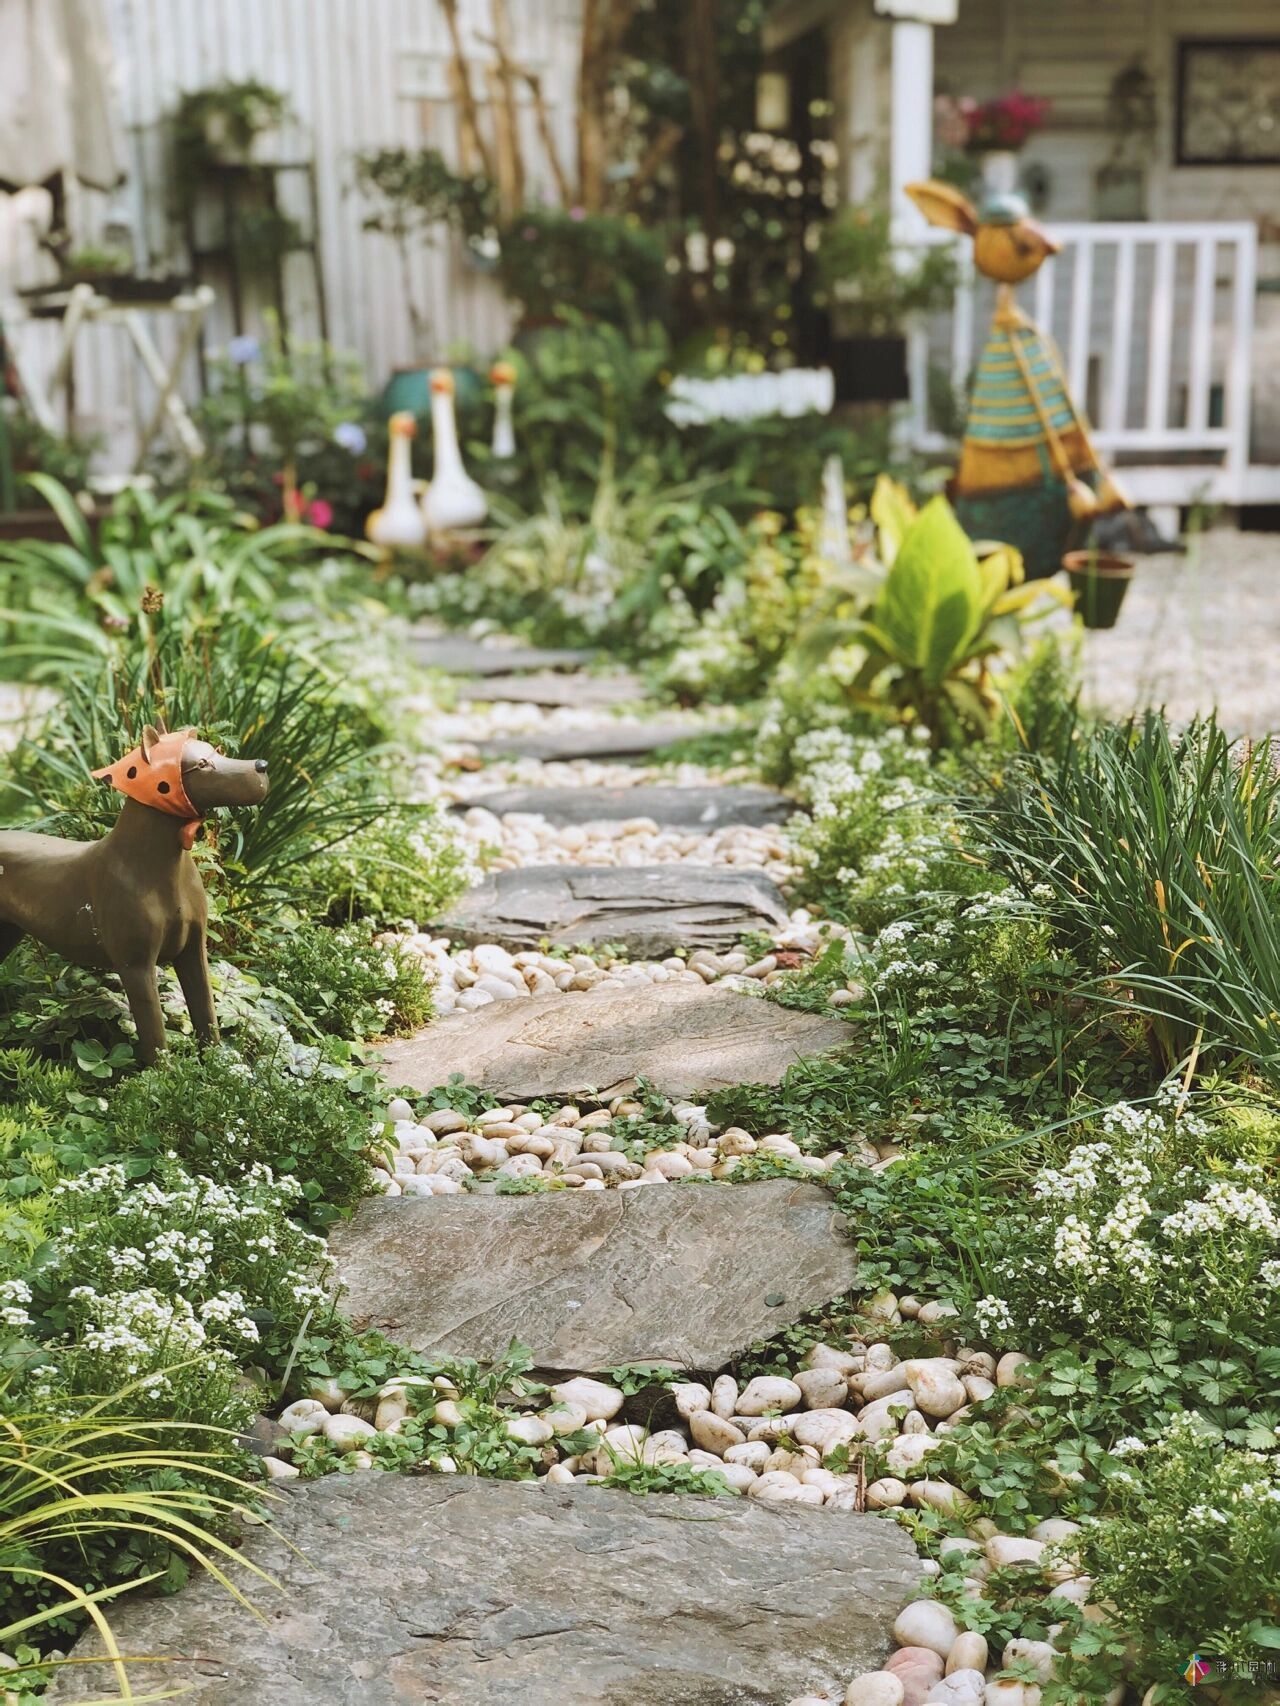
<box><xmin>0</xmin><ymin>476</ymin><xmax>332</xmax><ymax>680</ymax></box>
<box><xmin>354</xmin><ymin>147</ymin><xmax>497</xmax><ymax>359</ymax></box>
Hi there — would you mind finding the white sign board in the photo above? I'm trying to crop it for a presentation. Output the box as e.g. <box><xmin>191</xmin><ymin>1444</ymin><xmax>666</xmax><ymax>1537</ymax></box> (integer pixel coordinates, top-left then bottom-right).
<box><xmin>873</xmin><ymin>0</ymin><xmax>959</xmax><ymax>23</ymax></box>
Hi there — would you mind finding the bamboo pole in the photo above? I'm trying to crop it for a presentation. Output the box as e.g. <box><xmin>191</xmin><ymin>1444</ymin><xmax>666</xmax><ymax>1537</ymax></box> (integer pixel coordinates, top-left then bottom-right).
<box><xmin>486</xmin><ymin>63</ymin><xmax>521</xmax><ymax>219</ymax></box>
<box><xmin>522</xmin><ymin>68</ymin><xmax>573</xmax><ymax>207</ymax></box>
<box><xmin>489</xmin><ymin>0</ymin><xmax>525</xmax><ymax>214</ymax></box>
<box><xmin>438</xmin><ymin>0</ymin><xmax>495</xmax><ymax>181</ymax></box>
<box><xmin>577</xmin><ymin>0</ymin><xmax>606</xmax><ymax>211</ymax></box>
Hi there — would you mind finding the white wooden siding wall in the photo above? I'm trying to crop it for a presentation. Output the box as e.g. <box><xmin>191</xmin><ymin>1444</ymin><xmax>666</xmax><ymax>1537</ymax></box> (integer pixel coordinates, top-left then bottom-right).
<box><xmin>937</xmin><ymin>0</ymin><xmax>1280</xmax><ymax>233</ymax></box>
<box><xmin>3</xmin><ymin>0</ymin><xmax>581</xmax><ymax>469</ymax></box>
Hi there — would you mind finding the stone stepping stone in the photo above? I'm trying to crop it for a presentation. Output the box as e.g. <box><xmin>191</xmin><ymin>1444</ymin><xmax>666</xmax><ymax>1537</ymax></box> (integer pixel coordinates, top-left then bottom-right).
<box><xmin>455</xmin><ymin>781</ymin><xmax>799</xmax><ymax>828</ymax></box>
<box><xmin>476</xmin><ymin>721</ymin><xmax>704</xmax><ymax>761</ymax></box>
<box><xmin>379</xmin><ymin>981</ymin><xmax>853</xmax><ymax>1102</ymax></box>
<box><xmin>408</xmin><ymin>632</ymin><xmax>593</xmax><ymax>675</ymax></box>
<box><xmin>436</xmin><ymin>865</ymin><xmax>789</xmax><ymax>955</ymax></box>
<box><xmin>332</xmin><ymin>1178</ymin><xmax>857</xmax><ymax>1372</ymax></box>
<box><xmin>456</xmin><ymin>670</ymin><xmax>645</xmax><ymax>707</ymax></box>
<box><xmin>49</xmin><ymin>1476</ymin><xmax>917</xmax><ymax>1706</ymax></box>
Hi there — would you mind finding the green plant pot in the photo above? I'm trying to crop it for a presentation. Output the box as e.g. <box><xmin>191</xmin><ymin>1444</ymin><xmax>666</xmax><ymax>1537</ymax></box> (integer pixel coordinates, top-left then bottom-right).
<box><xmin>379</xmin><ymin>364</ymin><xmax>484</xmax><ymax>422</ymax></box>
<box><xmin>1063</xmin><ymin>549</ymin><xmax>1136</xmax><ymax>630</ymax></box>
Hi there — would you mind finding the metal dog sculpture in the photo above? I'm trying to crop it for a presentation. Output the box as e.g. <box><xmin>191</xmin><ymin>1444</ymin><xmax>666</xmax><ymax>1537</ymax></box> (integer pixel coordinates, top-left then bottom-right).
<box><xmin>0</xmin><ymin>725</ymin><xmax>269</xmax><ymax>1064</ymax></box>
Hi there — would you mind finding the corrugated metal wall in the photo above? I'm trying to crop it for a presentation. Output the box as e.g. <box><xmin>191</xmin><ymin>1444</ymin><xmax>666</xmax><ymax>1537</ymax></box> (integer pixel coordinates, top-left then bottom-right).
<box><xmin>4</xmin><ymin>0</ymin><xmax>581</xmax><ymax>468</ymax></box>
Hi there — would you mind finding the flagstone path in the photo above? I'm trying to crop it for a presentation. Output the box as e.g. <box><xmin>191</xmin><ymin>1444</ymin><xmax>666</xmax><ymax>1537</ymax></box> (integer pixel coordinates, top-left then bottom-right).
<box><xmin>455</xmin><ymin>780</ymin><xmax>797</xmax><ymax>827</ymax></box>
<box><xmin>379</xmin><ymin>980</ymin><xmax>852</xmax><ymax>1100</ymax></box>
<box><xmin>407</xmin><ymin>631</ymin><xmax>593</xmax><ymax>675</ymax></box>
<box><xmin>435</xmin><ymin>863</ymin><xmax>792</xmax><ymax>954</ymax></box>
<box><xmin>51</xmin><ymin>630</ymin><xmax>926</xmax><ymax>1706</ymax></box>
<box><xmin>332</xmin><ymin>1178</ymin><xmax>857</xmax><ymax>1370</ymax></box>
<box><xmin>53</xmin><ymin>1479</ymin><xmax>919</xmax><ymax>1706</ymax></box>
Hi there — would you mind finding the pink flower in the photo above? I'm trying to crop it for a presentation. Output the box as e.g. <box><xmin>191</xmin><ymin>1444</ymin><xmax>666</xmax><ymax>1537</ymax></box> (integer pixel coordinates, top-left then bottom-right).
<box><xmin>569</xmin><ymin>206</ymin><xmax>586</xmax><ymax>221</ymax></box>
<box><xmin>963</xmin><ymin>91</ymin><xmax>1051</xmax><ymax>151</ymax></box>
<box><xmin>307</xmin><ymin>498</ymin><xmax>334</xmax><ymax>530</ymax></box>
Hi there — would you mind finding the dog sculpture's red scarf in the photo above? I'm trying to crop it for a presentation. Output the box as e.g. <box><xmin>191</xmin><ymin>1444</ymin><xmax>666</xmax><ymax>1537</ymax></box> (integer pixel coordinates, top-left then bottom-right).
<box><xmin>93</xmin><ymin>728</ymin><xmax>203</xmax><ymax>849</ymax></box>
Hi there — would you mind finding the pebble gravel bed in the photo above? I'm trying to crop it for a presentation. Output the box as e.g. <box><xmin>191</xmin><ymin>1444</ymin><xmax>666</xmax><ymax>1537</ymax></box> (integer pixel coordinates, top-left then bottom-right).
<box><xmin>385</xmin><ymin>923</ymin><xmax>845</xmax><ymax>1019</ymax></box>
<box><xmin>452</xmin><ymin>803</ymin><xmax>798</xmax><ymax>881</ymax></box>
<box><xmin>368</xmin><ymin>1083</ymin><xmax>893</xmax><ymax>1197</ymax></box>
<box><xmin>443</xmin><ymin>754</ymin><xmax>757</xmax><ymax>797</ymax></box>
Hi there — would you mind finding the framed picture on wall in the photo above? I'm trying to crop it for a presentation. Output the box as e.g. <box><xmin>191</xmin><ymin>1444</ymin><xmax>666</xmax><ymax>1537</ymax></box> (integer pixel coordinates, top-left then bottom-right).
<box><xmin>1176</xmin><ymin>39</ymin><xmax>1280</xmax><ymax>165</ymax></box>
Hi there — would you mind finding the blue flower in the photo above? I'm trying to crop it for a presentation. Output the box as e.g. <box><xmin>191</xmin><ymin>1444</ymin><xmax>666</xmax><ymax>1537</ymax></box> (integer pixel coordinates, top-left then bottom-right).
<box><xmin>333</xmin><ymin>421</ymin><xmax>367</xmax><ymax>455</ymax></box>
<box><xmin>227</xmin><ymin>334</ymin><xmax>262</xmax><ymax>366</ymax></box>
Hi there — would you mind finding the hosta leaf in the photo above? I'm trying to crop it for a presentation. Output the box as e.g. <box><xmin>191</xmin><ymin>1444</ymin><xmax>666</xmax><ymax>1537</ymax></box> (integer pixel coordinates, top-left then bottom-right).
<box><xmin>874</xmin><ymin>496</ymin><xmax>983</xmax><ymax>685</ymax></box>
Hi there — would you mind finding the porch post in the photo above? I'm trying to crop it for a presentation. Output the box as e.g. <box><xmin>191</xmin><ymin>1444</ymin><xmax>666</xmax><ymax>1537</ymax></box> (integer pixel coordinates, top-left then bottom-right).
<box><xmin>874</xmin><ymin>0</ymin><xmax>957</xmax><ymax>236</ymax></box>
<box><xmin>889</xmin><ymin>19</ymin><xmax>934</xmax><ymax>239</ymax></box>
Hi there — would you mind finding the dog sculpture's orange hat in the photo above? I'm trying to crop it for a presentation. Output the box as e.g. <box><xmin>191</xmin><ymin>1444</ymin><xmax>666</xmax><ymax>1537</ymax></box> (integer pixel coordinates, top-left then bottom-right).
<box><xmin>92</xmin><ymin>727</ymin><xmax>202</xmax><ymax>847</ymax></box>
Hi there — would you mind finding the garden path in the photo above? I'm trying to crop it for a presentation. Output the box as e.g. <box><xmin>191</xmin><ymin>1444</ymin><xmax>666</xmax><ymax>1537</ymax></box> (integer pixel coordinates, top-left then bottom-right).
<box><xmin>51</xmin><ymin>632</ymin><xmax>934</xmax><ymax>1704</ymax></box>
<box><xmin>1079</xmin><ymin>528</ymin><xmax>1280</xmax><ymax>736</ymax></box>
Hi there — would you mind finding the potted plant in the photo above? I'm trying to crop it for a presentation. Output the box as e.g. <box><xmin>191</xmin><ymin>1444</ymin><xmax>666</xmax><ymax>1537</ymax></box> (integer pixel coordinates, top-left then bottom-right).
<box><xmin>0</xmin><ymin>413</ymin><xmax>99</xmax><ymax>540</ymax></box>
<box><xmin>173</xmin><ymin>80</ymin><xmax>292</xmax><ymax>169</ymax></box>
<box><xmin>814</xmin><ymin>202</ymin><xmax>957</xmax><ymax>403</ymax></box>
<box><xmin>354</xmin><ymin>146</ymin><xmax>495</xmax><ymax>414</ymax></box>
<box><xmin>231</xmin><ymin>205</ymin><xmax>304</xmax><ymax>274</ymax></box>
<box><xmin>960</xmin><ymin>92</ymin><xmax>1051</xmax><ymax>194</ymax></box>
<box><xmin>1062</xmin><ymin>546</ymin><xmax>1136</xmax><ymax>629</ymax></box>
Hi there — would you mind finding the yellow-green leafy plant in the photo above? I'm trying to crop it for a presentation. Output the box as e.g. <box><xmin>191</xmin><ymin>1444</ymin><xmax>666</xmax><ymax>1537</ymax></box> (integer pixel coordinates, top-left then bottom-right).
<box><xmin>793</xmin><ymin>484</ymin><xmax>1067</xmax><ymax>747</ymax></box>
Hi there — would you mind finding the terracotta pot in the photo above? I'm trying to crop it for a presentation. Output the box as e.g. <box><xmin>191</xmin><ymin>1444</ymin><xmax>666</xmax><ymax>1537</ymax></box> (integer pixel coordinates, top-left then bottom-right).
<box><xmin>1062</xmin><ymin>548</ymin><xmax>1136</xmax><ymax>629</ymax></box>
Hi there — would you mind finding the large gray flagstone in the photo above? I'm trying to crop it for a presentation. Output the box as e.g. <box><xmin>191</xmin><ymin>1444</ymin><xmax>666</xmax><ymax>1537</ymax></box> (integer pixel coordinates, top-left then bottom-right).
<box><xmin>49</xmin><ymin>1476</ymin><xmax>918</xmax><ymax>1706</ymax></box>
<box><xmin>454</xmin><ymin>781</ymin><xmax>799</xmax><ymax>828</ymax></box>
<box><xmin>332</xmin><ymin>1179</ymin><xmax>857</xmax><ymax>1371</ymax></box>
<box><xmin>435</xmin><ymin>863</ymin><xmax>789</xmax><ymax>954</ymax></box>
<box><xmin>378</xmin><ymin>980</ymin><xmax>853</xmax><ymax>1101</ymax></box>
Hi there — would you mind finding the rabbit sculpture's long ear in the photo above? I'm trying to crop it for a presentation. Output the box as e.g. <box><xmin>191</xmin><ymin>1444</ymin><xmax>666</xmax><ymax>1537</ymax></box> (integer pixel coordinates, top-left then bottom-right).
<box><xmin>140</xmin><ymin>724</ymin><xmax>162</xmax><ymax>761</ymax></box>
<box><xmin>905</xmin><ymin>180</ymin><xmax>978</xmax><ymax>236</ymax></box>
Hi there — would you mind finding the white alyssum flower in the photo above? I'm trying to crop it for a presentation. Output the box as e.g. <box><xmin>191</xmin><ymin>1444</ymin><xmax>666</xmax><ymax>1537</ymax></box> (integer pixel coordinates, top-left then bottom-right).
<box><xmin>0</xmin><ymin>1276</ymin><xmax>33</xmax><ymax>1328</ymax></box>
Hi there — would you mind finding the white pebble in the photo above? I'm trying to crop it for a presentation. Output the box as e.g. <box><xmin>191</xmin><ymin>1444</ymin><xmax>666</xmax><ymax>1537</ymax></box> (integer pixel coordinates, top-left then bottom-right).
<box><xmin>548</xmin><ymin>1377</ymin><xmax>623</xmax><ymax>1421</ymax></box>
<box><xmin>737</xmin><ymin>1376</ymin><xmax>803</xmax><ymax>1415</ymax></box>
<box><xmin>892</xmin><ymin>1599</ymin><xmax>957</xmax><ymax>1659</ymax></box>
<box><xmin>845</xmin><ymin>1674</ymin><xmax>905</xmax><ymax>1706</ymax></box>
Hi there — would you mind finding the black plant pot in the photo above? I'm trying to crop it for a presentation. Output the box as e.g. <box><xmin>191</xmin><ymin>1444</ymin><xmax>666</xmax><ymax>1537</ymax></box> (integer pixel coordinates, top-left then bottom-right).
<box><xmin>830</xmin><ymin>335</ymin><xmax>910</xmax><ymax>404</ymax></box>
<box><xmin>1062</xmin><ymin>549</ymin><xmax>1136</xmax><ymax>630</ymax></box>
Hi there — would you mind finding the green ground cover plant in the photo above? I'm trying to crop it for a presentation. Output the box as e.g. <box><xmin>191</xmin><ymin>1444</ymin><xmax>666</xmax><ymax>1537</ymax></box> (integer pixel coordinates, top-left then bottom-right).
<box><xmin>738</xmin><ymin>706</ymin><xmax>1280</xmax><ymax>1701</ymax></box>
<box><xmin>0</xmin><ymin>483</ymin><xmax>475</xmax><ymax>1665</ymax></box>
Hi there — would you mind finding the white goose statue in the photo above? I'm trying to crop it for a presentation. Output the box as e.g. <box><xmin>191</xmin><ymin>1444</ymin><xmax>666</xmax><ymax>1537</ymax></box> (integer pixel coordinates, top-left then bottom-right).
<box><xmin>490</xmin><ymin>360</ymin><xmax>517</xmax><ymax>460</ymax></box>
<box><xmin>366</xmin><ymin>411</ymin><xmax>427</xmax><ymax>551</ymax></box>
<box><xmin>421</xmin><ymin>369</ymin><xmax>487</xmax><ymax>533</ymax></box>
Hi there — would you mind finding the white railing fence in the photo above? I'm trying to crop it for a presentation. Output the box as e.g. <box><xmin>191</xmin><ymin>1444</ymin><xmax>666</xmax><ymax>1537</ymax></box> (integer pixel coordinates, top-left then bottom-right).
<box><xmin>907</xmin><ymin>221</ymin><xmax>1261</xmax><ymax>504</ymax></box>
